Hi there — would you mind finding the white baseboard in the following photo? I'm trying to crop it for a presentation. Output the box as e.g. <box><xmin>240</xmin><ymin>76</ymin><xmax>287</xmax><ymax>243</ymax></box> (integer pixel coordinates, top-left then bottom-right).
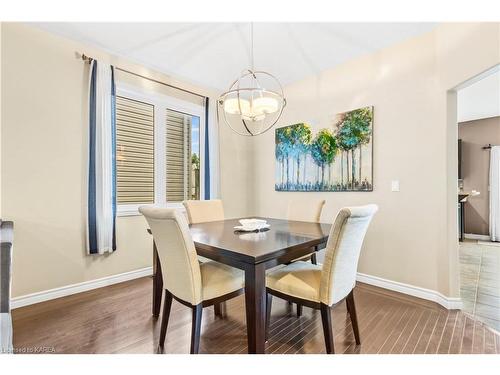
<box><xmin>356</xmin><ymin>272</ymin><xmax>463</xmax><ymax>310</ymax></box>
<box><xmin>477</xmin><ymin>240</ymin><xmax>500</xmax><ymax>247</ymax></box>
<box><xmin>11</xmin><ymin>267</ymin><xmax>461</xmax><ymax>311</ymax></box>
<box><xmin>464</xmin><ymin>233</ymin><xmax>490</xmax><ymax>241</ymax></box>
<box><xmin>11</xmin><ymin>267</ymin><xmax>153</xmax><ymax>309</ymax></box>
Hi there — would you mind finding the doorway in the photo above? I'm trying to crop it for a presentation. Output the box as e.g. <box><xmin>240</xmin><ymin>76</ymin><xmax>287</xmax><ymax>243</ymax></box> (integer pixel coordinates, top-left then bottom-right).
<box><xmin>455</xmin><ymin>65</ymin><xmax>500</xmax><ymax>332</ymax></box>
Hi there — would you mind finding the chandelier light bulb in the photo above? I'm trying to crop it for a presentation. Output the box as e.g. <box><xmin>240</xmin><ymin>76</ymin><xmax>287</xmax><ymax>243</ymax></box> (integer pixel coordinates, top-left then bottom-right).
<box><xmin>252</xmin><ymin>96</ymin><xmax>279</xmax><ymax>115</ymax></box>
<box><xmin>223</xmin><ymin>97</ymin><xmax>250</xmax><ymax>115</ymax></box>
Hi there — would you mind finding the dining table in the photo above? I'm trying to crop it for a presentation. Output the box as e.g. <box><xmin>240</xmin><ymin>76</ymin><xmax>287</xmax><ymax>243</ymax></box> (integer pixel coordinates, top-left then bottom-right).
<box><xmin>149</xmin><ymin>217</ymin><xmax>332</xmax><ymax>354</ymax></box>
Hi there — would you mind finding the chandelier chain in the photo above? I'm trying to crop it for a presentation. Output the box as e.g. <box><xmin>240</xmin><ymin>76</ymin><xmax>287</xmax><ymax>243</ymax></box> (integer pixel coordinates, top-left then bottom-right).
<box><xmin>250</xmin><ymin>22</ymin><xmax>254</xmax><ymax>71</ymax></box>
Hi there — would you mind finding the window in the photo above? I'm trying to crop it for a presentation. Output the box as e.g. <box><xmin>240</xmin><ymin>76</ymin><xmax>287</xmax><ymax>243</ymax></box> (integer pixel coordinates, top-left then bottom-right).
<box><xmin>115</xmin><ymin>84</ymin><xmax>204</xmax><ymax>215</ymax></box>
<box><xmin>166</xmin><ymin>109</ymin><xmax>201</xmax><ymax>202</ymax></box>
<box><xmin>116</xmin><ymin>96</ymin><xmax>155</xmax><ymax>205</ymax></box>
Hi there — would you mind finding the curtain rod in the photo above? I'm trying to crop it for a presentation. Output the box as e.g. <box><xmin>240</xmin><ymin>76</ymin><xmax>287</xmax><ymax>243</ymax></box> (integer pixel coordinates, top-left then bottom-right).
<box><xmin>80</xmin><ymin>53</ymin><xmax>207</xmax><ymax>100</ymax></box>
<box><xmin>483</xmin><ymin>144</ymin><xmax>496</xmax><ymax>149</ymax></box>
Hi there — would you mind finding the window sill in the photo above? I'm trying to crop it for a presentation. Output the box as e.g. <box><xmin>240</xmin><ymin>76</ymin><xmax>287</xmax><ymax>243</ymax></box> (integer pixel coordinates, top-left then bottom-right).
<box><xmin>117</xmin><ymin>203</ymin><xmax>186</xmax><ymax>217</ymax></box>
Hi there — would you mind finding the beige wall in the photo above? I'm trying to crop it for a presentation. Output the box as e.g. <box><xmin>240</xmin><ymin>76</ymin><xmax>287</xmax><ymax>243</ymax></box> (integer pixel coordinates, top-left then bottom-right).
<box><xmin>2</xmin><ymin>22</ymin><xmax>499</xmax><ymax>301</ymax></box>
<box><xmin>250</xmin><ymin>23</ymin><xmax>500</xmax><ymax>297</ymax></box>
<box><xmin>459</xmin><ymin>116</ymin><xmax>500</xmax><ymax>235</ymax></box>
<box><xmin>1</xmin><ymin>23</ymin><xmax>252</xmax><ymax>297</ymax></box>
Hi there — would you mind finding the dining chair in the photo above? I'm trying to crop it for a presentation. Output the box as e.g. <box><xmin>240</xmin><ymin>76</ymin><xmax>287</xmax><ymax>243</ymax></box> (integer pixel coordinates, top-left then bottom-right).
<box><xmin>265</xmin><ymin>204</ymin><xmax>378</xmax><ymax>354</ymax></box>
<box><xmin>183</xmin><ymin>199</ymin><xmax>227</xmax><ymax>316</ymax></box>
<box><xmin>139</xmin><ymin>206</ymin><xmax>245</xmax><ymax>354</ymax></box>
<box><xmin>287</xmin><ymin>199</ymin><xmax>326</xmax><ymax>265</ymax></box>
<box><xmin>287</xmin><ymin>199</ymin><xmax>325</xmax><ymax>316</ymax></box>
<box><xmin>183</xmin><ymin>199</ymin><xmax>225</xmax><ymax>224</ymax></box>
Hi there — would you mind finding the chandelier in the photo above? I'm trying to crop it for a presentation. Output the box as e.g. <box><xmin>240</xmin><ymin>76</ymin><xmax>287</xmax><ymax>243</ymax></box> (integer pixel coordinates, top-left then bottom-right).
<box><xmin>218</xmin><ymin>24</ymin><xmax>286</xmax><ymax>136</ymax></box>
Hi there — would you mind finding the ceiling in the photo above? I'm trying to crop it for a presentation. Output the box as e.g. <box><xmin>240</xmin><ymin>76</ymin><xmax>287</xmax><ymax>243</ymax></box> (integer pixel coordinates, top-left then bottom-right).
<box><xmin>458</xmin><ymin>68</ymin><xmax>500</xmax><ymax>123</ymax></box>
<box><xmin>35</xmin><ymin>22</ymin><xmax>437</xmax><ymax>91</ymax></box>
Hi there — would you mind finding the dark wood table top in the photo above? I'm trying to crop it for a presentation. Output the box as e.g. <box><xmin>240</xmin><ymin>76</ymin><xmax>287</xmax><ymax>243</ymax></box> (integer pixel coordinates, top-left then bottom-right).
<box><xmin>190</xmin><ymin>217</ymin><xmax>331</xmax><ymax>265</ymax></box>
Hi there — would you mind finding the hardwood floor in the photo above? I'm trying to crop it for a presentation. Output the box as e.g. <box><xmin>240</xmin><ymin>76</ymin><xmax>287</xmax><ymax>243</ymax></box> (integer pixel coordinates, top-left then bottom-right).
<box><xmin>12</xmin><ymin>277</ymin><xmax>500</xmax><ymax>354</ymax></box>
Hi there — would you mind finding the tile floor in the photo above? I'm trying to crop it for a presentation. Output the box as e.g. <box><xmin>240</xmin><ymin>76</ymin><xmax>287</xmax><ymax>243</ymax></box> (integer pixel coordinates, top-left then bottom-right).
<box><xmin>460</xmin><ymin>239</ymin><xmax>500</xmax><ymax>332</ymax></box>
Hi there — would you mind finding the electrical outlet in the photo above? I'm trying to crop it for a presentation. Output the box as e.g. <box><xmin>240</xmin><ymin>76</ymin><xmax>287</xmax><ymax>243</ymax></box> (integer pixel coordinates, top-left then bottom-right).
<box><xmin>391</xmin><ymin>180</ymin><xmax>400</xmax><ymax>192</ymax></box>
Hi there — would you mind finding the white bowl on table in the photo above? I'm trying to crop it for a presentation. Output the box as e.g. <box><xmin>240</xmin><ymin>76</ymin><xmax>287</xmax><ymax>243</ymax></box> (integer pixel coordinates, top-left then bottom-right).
<box><xmin>235</xmin><ymin>218</ymin><xmax>269</xmax><ymax>232</ymax></box>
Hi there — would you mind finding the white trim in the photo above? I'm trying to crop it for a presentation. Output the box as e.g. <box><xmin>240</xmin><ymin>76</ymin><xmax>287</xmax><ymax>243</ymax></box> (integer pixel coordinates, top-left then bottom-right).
<box><xmin>464</xmin><ymin>233</ymin><xmax>490</xmax><ymax>241</ymax></box>
<box><xmin>453</xmin><ymin>64</ymin><xmax>500</xmax><ymax>91</ymax></box>
<box><xmin>115</xmin><ymin>82</ymin><xmax>206</xmax><ymax>209</ymax></box>
<box><xmin>117</xmin><ymin>203</ymin><xmax>144</xmax><ymax>216</ymax></box>
<box><xmin>117</xmin><ymin>202</ymin><xmax>186</xmax><ymax>217</ymax></box>
<box><xmin>477</xmin><ymin>240</ymin><xmax>500</xmax><ymax>247</ymax></box>
<box><xmin>356</xmin><ymin>272</ymin><xmax>463</xmax><ymax>310</ymax></box>
<box><xmin>11</xmin><ymin>267</ymin><xmax>153</xmax><ymax>309</ymax></box>
<box><xmin>10</xmin><ymin>268</ymin><xmax>463</xmax><ymax>310</ymax></box>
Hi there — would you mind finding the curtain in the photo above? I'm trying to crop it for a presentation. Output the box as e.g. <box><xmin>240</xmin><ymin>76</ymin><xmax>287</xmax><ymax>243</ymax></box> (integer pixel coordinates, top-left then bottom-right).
<box><xmin>87</xmin><ymin>60</ymin><xmax>117</xmax><ymax>255</ymax></box>
<box><xmin>204</xmin><ymin>97</ymin><xmax>210</xmax><ymax>199</ymax></box>
<box><xmin>490</xmin><ymin>146</ymin><xmax>500</xmax><ymax>242</ymax></box>
<box><xmin>204</xmin><ymin>97</ymin><xmax>220</xmax><ymax>199</ymax></box>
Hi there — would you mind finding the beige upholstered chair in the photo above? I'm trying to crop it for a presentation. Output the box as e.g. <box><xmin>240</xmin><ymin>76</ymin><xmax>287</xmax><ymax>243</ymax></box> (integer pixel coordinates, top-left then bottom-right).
<box><xmin>183</xmin><ymin>199</ymin><xmax>225</xmax><ymax>224</ymax></box>
<box><xmin>286</xmin><ymin>199</ymin><xmax>326</xmax><ymax>316</ymax></box>
<box><xmin>287</xmin><ymin>199</ymin><xmax>325</xmax><ymax>223</ymax></box>
<box><xmin>139</xmin><ymin>206</ymin><xmax>244</xmax><ymax>354</ymax></box>
<box><xmin>287</xmin><ymin>199</ymin><xmax>325</xmax><ymax>265</ymax></box>
<box><xmin>182</xmin><ymin>199</ymin><xmax>227</xmax><ymax>316</ymax></box>
<box><xmin>266</xmin><ymin>204</ymin><xmax>378</xmax><ymax>354</ymax></box>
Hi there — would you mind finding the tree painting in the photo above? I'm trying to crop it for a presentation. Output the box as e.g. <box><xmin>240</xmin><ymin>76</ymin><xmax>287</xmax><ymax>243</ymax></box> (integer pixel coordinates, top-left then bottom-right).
<box><xmin>275</xmin><ymin>106</ymin><xmax>373</xmax><ymax>192</ymax></box>
<box><xmin>275</xmin><ymin>127</ymin><xmax>289</xmax><ymax>187</ymax></box>
<box><xmin>289</xmin><ymin>123</ymin><xmax>312</xmax><ymax>186</ymax></box>
<box><xmin>335</xmin><ymin>107</ymin><xmax>373</xmax><ymax>189</ymax></box>
<box><xmin>336</xmin><ymin>114</ymin><xmax>359</xmax><ymax>189</ymax></box>
<box><xmin>310</xmin><ymin>129</ymin><xmax>337</xmax><ymax>186</ymax></box>
<box><xmin>275</xmin><ymin>129</ymin><xmax>287</xmax><ymax>186</ymax></box>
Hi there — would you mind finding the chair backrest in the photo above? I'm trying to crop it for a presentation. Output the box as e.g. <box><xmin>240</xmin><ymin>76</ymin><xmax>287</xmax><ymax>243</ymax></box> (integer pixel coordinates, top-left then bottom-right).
<box><xmin>319</xmin><ymin>204</ymin><xmax>378</xmax><ymax>306</ymax></box>
<box><xmin>287</xmin><ymin>199</ymin><xmax>325</xmax><ymax>223</ymax></box>
<box><xmin>183</xmin><ymin>199</ymin><xmax>225</xmax><ymax>224</ymax></box>
<box><xmin>139</xmin><ymin>206</ymin><xmax>202</xmax><ymax>305</ymax></box>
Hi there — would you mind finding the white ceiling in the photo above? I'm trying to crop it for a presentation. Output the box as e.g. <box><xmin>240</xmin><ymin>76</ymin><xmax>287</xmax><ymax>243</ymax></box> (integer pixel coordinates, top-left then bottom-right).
<box><xmin>34</xmin><ymin>22</ymin><xmax>437</xmax><ymax>91</ymax></box>
<box><xmin>458</xmin><ymin>68</ymin><xmax>500</xmax><ymax>123</ymax></box>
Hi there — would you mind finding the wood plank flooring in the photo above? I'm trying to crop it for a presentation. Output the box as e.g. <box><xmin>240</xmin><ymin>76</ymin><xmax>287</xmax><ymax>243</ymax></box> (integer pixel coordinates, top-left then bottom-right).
<box><xmin>12</xmin><ymin>277</ymin><xmax>500</xmax><ymax>354</ymax></box>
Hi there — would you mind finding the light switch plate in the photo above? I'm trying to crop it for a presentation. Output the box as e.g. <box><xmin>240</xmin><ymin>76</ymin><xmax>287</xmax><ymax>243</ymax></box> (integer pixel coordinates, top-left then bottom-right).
<box><xmin>391</xmin><ymin>180</ymin><xmax>400</xmax><ymax>192</ymax></box>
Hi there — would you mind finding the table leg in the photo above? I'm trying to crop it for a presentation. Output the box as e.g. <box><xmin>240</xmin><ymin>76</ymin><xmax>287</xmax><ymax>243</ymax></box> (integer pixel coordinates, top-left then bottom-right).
<box><xmin>244</xmin><ymin>263</ymin><xmax>266</xmax><ymax>354</ymax></box>
<box><xmin>152</xmin><ymin>241</ymin><xmax>163</xmax><ymax>317</ymax></box>
<box><xmin>310</xmin><ymin>245</ymin><xmax>318</xmax><ymax>265</ymax></box>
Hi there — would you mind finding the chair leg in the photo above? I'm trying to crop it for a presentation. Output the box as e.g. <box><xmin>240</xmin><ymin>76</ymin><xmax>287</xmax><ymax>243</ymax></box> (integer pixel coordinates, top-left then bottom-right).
<box><xmin>310</xmin><ymin>252</ymin><xmax>317</xmax><ymax>265</ymax></box>
<box><xmin>190</xmin><ymin>304</ymin><xmax>203</xmax><ymax>354</ymax></box>
<box><xmin>346</xmin><ymin>290</ymin><xmax>361</xmax><ymax>345</ymax></box>
<box><xmin>320</xmin><ymin>303</ymin><xmax>335</xmax><ymax>354</ymax></box>
<box><xmin>296</xmin><ymin>304</ymin><xmax>303</xmax><ymax>317</ymax></box>
<box><xmin>159</xmin><ymin>290</ymin><xmax>173</xmax><ymax>348</ymax></box>
<box><xmin>266</xmin><ymin>293</ymin><xmax>273</xmax><ymax>341</ymax></box>
<box><xmin>214</xmin><ymin>302</ymin><xmax>226</xmax><ymax>318</ymax></box>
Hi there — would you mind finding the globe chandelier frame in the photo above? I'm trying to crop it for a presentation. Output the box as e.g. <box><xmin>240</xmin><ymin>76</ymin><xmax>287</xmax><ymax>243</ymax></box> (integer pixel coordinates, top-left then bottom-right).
<box><xmin>217</xmin><ymin>23</ymin><xmax>286</xmax><ymax>136</ymax></box>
